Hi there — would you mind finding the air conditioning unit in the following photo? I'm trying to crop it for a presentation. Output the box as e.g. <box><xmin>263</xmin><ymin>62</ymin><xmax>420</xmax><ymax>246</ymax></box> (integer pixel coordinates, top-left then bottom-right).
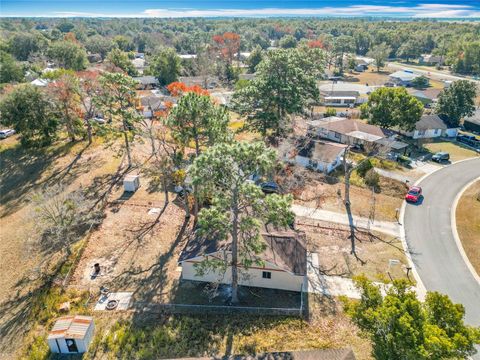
<box><xmin>123</xmin><ymin>175</ymin><xmax>140</xmax><ymax>192</ymax></box>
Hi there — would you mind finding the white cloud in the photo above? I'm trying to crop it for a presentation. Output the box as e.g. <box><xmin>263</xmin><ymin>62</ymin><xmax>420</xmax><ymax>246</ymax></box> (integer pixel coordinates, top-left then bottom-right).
<box><xmin>2</xmin><ymin>3</ymin><xmax>479</xmax><ymax>18</ymax></box>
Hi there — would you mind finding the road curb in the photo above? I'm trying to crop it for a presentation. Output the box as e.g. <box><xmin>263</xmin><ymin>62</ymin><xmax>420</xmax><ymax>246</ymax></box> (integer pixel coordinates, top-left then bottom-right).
<box><xmin>399</xmin><ymin>157</ymin><xmax>480</xmax><ymax>301</ymax></box>
<box><xmin>450</xmin><ymin>177</ymin><xmax>480</xmax><ymax>286</ymax></box>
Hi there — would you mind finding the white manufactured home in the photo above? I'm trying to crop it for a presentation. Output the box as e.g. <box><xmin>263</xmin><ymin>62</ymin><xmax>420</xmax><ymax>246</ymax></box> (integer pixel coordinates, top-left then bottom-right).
<box><xmin>179</xmin><ymin>229</ymin><xmax>307</xmax><ymax>292</ymax></box>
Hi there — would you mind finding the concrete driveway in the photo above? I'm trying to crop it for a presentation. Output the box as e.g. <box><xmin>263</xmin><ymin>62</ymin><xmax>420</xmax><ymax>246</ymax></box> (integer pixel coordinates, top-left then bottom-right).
<box><xmin>404</xmin><ymin>158</ymin><xmax>480</xmax><ymax>327</ymax></box>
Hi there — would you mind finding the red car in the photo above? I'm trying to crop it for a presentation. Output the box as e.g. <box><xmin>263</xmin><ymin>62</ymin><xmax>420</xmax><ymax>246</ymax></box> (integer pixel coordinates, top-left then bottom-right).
<box><xmin>405</xmin><ymin>186</ymin><xmax>422</xmax><ymax>203</ymax></box>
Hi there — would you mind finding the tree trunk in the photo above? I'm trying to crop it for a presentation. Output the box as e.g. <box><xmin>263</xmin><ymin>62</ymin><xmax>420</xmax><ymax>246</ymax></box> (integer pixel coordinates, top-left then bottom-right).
<box><xmin>86</xmin><ymin>118</ymin><xmax>93</xmax><ymax>145</ymax></box>
<box><xmin>163</xmin><ymin>176</ymin><xmax>169</xmax><ymax>205</ymax></box>
<box><xmin>193</xmin><ymin>136</ymin><xmax>200</xmax><ymax>220</ymax></box>
<box><xmin>123</xmin><ymin>122</ymin><xmax>132</xmax><ymax>168</ymax></box>
<box><xmin>230</xmin><ymin>189</ymin><xmax>239</xmax><ymax>305</ymax></box>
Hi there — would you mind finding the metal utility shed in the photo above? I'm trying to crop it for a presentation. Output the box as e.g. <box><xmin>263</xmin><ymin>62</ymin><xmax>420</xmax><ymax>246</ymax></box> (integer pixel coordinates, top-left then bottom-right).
<box><xmin>47</xmin><ymin>315</ymin><xmax>94</xmax><ymax>354</ymax></box>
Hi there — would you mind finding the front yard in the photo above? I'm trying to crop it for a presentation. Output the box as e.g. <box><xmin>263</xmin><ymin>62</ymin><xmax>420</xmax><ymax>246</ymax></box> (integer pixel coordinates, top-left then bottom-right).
<box><xmin>424</xmin><ymin>141</ymin><xmax>478</xmax><ymax>162</ymax></box>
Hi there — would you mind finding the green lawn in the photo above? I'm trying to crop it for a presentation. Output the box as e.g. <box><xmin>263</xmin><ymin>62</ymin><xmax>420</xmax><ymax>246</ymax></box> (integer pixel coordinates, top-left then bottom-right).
<box><xmin>423</xmin><ymin>141</ymin><xmax>478</xmax><ymax>162</ymax></box>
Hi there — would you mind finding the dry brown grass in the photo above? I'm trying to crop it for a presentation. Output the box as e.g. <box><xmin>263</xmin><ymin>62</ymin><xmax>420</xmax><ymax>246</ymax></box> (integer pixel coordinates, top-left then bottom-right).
<box><xmin>293</xmin><ymin>177</ymin><xmax>404</xmax><ymax>222</ymax></box>
<box><xmin>299</xmin><ymin>219</ymin><xmax>409</xmax><ymax>282</ymax></box>
<box><xmin>69</xmin><ymin>184</ymin><xmax>190</xmax><ymax>304</ymax></box>
<box><xmin>456</xmin><ymin>180</ymin><xmax>480</xmax><ymax>275</ymax></box>
<box><xmin>424</xmin><ymin>141</ymin><xmax>478</xmax><ymax>162</ymax></box>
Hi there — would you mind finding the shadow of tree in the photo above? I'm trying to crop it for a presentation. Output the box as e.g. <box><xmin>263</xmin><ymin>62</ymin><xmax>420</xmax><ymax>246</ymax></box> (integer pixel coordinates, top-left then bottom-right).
<box><xmin>0</xmin><ymin>141</ymin><xmax>81</xmax><ymax>217</ymax></box>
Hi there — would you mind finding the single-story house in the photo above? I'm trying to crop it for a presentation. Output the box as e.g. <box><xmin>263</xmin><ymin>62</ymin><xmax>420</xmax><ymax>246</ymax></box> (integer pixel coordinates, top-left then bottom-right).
<box><xmin>399</xmin><ymin>114</ymin><xmax>458</xmax><ymax>139</ymax></box>
<box><xmin>321</xmin><ymin>91</ymin><xmax>359</xmax><ymax>107</ymax></box>
<box><xmin>179</xmin><ymin>227</ymin><xmax>307</xmax><ymax>292</ymax></box>
<box><xmin>318</xmin><ymin>82</ymin><xmax>374</xmax><ymax>107</ymax></box>
<box><xmin>47</xmin><ymin>315</ymin><xmax>94</xmax><ymax>354</ymax></box>
<box><xmin>408</xmin><ymin>88</ymin><xmax>441</xmax><ymax>106</ymax></box>
<box><xmin>354</xmin><ymin>59</ymin><xmax>369</xmax><ymax>72</ymax></box>
<box><xmin>389</xmin><ymin>70</ymin><xmax>425</xmax><ymax>87</ymax></box>
<box><xmin>463</xmin><ymin>109</ymin><xmax>480</xmax><ymax>133</ymax></box>
<box><xmin>307</xmin><ymin>117</ymin><xmax>388</xmax><ymax>146</ymax></box>
<box><xmin>30</xmin><ymin>78</ymin><xmax>50</xmax><ymax>87</ymax></box>
<box><xmin>285</xmin><ymin>138</ymin><xmax>347</xmax><ymax>173</ymax></box>
<box><xmin>133</xmin><ymin>76</ymin><xmax>159</xmax><ymax>90</ymax></box>
<box><xmin>178</xmin><ymin>76</ymin><xmax>220</xmax><ymax>89</ymax></box>
<box><xmin>419</xmin><ymin>54</ymin><xmax>444</xmax><ymax>65</ymax></box>
<box><xmin>131</xmin><ymin>58</ymin><xmax>146</xmax><ymax>74</ymax></box>
<box><xmin>139</xmin><ymin>96</ymin><xmax>169</xmax><ymax>118</ymax></box>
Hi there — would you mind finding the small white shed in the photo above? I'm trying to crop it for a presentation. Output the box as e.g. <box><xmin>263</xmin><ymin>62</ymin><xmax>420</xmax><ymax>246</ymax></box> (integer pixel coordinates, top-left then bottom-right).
<box><xmin>47</xmin><ymin>315</ymin><xmax>94</xmax><ymax>354</ymax></box>
<box><xmin>123</xmin><ymin>175</ymin><xmax>140</xmax><ymax>192</ymax></box>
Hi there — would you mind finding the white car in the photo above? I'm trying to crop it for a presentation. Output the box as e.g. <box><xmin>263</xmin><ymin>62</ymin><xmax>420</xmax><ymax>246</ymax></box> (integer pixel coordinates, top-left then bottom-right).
<box><xmin>0</xmin><ymin>129</ymin><xmax>15</xmax><ymax>139</ymax></box>
<box><xmin>92</xmin><ymin>117</ymin><xmax>106</xmax><ymax>124</ymax></box>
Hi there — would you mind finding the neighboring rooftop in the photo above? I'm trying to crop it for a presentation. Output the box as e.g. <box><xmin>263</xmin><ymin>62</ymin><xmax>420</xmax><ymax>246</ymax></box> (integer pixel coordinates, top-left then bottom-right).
<box><xmin>297</xmin><ymin>139</ymin><xmax>347</xmax><ymax>163</ymax></box>
<box><xmin>179</xmin><ymin>227</ymin><xmax>307</xmax><ymax>276</ymax></box>
<box><xmin>318</xmin><ymin>82</ymin><xmax>375</xmax><ymax>95</ymax></box>
<box><xmin>47</xmin><ymin>315</ymin><xmax>93</xmax><ymax>340</ymax></box>
<box><xmin>415</xmin><ymin>114</ymin><xmax>448</xmax><ymax>130</ymax></box>
<box><xmin>308</xmin><ymin>117</ymin><xmax>388</xmax><ymax>139</ymax></box>
<box><xmin>323</xmin><ymin>91</ymin><xmax>360</xmax><ymax>99</ymax></box>
<box><xmin>389</xmin><ymin>70</ymin><xmax>421</xmax><ymax>82</ymax></box>
<box><xmin>133</xmin><ymin>76</ymin><xmax>159</xmax><ymax>86</ymax></box>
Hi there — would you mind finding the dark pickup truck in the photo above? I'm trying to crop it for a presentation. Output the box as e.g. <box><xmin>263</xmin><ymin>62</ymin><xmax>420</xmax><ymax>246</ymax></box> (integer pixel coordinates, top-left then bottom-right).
<box><xmin>456</xmin><ymin>134</ymin><xmax>480</xmax><ymax>149</ymax></box>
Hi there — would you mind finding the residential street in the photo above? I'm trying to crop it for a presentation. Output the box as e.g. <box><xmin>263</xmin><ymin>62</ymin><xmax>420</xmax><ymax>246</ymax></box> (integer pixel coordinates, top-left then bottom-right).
<box><xmin>404</xmin><ymin>158</ymin><xmax>480</xmax><ymax>327</ymax></box>
<box><xmin>387</xmin><ymin>62</ymin><xmax>480</xmax><ymax>84</ymax></box>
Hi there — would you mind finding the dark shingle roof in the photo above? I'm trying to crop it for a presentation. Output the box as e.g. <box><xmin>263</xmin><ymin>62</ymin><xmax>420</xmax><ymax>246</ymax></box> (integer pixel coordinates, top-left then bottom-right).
<box><xmin>308</xmin><ymin>117</ymin><xmax>387</xmax><ymax>138</ymax></box>
<box><xmin>297</xmin><ymin>139</ymin><xmax>347</xmax><ymax>163</ymax></box>
<box><xmin>179</xmin><ymin>227</ymin><xmax>307</xmax><ymax>276</ymax></box>
<box><xmin>415</xmin><ymin>114</ymin><xmax>448</xmax><ymax>131</ymax></box>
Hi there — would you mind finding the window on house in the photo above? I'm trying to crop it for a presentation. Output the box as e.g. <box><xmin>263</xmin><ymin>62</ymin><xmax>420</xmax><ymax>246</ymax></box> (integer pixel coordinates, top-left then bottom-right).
<box><xmin>418</xmin><ymin>130</ymin><xmax>426</xmax><ymax>136</ymax></box>
<box><xmin>262</xmin><ymin>271</ymin><xmax>271</xmax><ymax>279</ymax></box>
<box><xmin>334</xmin><ymin>132</ymin><xmax>341</xmax><ymax>139</ymax></box>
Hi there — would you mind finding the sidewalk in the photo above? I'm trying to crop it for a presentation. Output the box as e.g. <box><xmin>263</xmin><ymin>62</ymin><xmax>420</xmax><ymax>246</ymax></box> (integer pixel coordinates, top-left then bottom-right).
<box><xmin>292</xmin><ymin>204</ymin><xmax>400</xmax><ymax>237</ymax></box>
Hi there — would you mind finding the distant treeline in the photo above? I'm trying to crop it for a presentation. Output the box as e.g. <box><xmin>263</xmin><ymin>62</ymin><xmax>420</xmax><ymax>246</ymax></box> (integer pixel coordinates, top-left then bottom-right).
<box><xmin>0</xmin><ymin>18</ymin><xmax>479</xmax><ymax>77</ymax></box>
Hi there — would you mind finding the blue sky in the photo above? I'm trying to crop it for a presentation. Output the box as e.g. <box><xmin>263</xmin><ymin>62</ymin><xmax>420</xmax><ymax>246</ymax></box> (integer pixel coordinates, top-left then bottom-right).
<box><xmin>1</xmin><ymin>0</ymin><xmax>480</xmax><ymax>18</ymax></box>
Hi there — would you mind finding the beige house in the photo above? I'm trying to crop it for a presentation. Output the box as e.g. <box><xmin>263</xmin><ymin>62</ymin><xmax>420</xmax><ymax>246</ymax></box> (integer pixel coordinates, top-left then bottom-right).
<box><xmin>399</xmin><ymin>114</ymin><xmax>458</xmax><ymax>139</ymax></box>
<box><xmin>179</xmin><ymin>228</ymin><xmax>307</xmax><ymax>292</ymax></box>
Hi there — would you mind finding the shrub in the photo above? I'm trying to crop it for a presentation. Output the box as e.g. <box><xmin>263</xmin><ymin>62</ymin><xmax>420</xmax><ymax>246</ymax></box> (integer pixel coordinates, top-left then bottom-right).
<box><xmin>364</xmin><ymin>169</ymin><xmax>380</xmax><ymax>192</ymax></box>
<box><xmin>356</xmin><ymin>159</ymin><xmax>373</xmax><ymax>178</ymax></box>
<box><xmin>325</xmin><ymin>107</ymin><xmax>337</xmax><ymax>117</ymax></box>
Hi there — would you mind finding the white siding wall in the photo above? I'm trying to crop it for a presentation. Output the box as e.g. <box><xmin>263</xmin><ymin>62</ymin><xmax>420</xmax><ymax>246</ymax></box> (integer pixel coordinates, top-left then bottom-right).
<box><xmin>294</xmin><ymin>155</ymin><xmax>326</xmax><ymax>172</ymax></box>
<box><xmin>181</xmin><ymin>255</ymin><xmax>304</xmax><ymax>292</ymax></box>
<box><xmin>413</xmin><ymin>128</ymin><xmax>442</xmax><ymax>139</ymax></box>
<box><xmin>444</xmin><ymin>128</ymin><xmax>459</xmax><ymax>137</ymax></box>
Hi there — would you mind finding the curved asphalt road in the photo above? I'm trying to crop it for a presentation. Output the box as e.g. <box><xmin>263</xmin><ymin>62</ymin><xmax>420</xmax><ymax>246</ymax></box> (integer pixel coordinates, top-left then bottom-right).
<box><xmin>404</xmin><ymin>158</ymin><xmax>480</xmax><ymax>327</ymax></box>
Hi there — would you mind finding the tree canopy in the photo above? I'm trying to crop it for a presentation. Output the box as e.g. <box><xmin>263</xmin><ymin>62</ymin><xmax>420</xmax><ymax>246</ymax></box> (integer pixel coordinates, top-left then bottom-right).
<box><xmin>233</xmin><ymin>47</ymin><xmax>324</xmax><ymax>137</ymax></box>
<box><xmin>148</xmin><ymin>48</ymin><xmax>182</xmax><ymax>87</ymax></box>
<box><xmin>436</xmin><ymin>80</ymin><xmax>477</xmax><ymax>127</ymax></box>
<box><xmin>0</xmin><ymin>85</ymin><xmax>59</xmax><ymax>147</ymax></box>
<box><xmin>346</xmin><ymin>277</ymin><xmax>480</xmax><ymax>360</ymax></box>
<box><xmin>190</xmin><ymin>141</ymin><xmax>295</xmax><ymax>304</ymax></box>
<box><xmin>47</xmin><ymin>40</ymin><xmax>87</xmax><ymax>70</ymax></box>
<box><xmin>361</xmin><ymin>87</ymin><xmax>423</xmax><ymax>131</ymax></box>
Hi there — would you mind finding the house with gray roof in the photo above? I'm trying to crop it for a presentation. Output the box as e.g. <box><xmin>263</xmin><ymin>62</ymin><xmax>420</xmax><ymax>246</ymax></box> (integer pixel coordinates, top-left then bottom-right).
<box><xmin>318</xmin><ymin>82</ymin><xmax>374</xmax><ymax>107</ymax></box>
<box><xmin>399</xmin><ymin>114</ymin><xmax>458</xmax><ymax>139</ymax></box>
<box><xmin>179</xmin><ymin>227</ymin><xmax>307</xmax><ymax>292</ymax></box>
<box><xmin>464</xmin><ymin>109</ymin><xmax>480</xmax><ymax>133</ymax></box>
<box><xmin>285</xmin><ymin>137</ymin><xmax>347</xmax><ymax>173</ymax></box>
<box><xmin>389</xmin><ymin>70</ymin><xmax>425</xmax><ymax>87</ymax></box>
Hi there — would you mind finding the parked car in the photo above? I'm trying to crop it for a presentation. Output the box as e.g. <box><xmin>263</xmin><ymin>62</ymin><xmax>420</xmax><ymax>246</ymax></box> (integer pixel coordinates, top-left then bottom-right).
<box><xmin>432</xmin><ymin>152</ymin><xmax>450</xmax><ymax>163</ymax></box>
<box><xmin>0</xmin><ymin>129</ymin><xmax>15</xmax><ymax>139</ymax></box>
<box><xmin>260</xmin><ymin>181</ymin><xmax>280</xmax><ymax>194</ymax></box>
<box><xmin>92</xmin><ymin>116</ymin><xmax>106</xmax><ymax>124</ymax></box>
<box><xmin>405</xmin><ymin>186</ymin><xmax>422</xmax><ymax>203</ymax></box>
